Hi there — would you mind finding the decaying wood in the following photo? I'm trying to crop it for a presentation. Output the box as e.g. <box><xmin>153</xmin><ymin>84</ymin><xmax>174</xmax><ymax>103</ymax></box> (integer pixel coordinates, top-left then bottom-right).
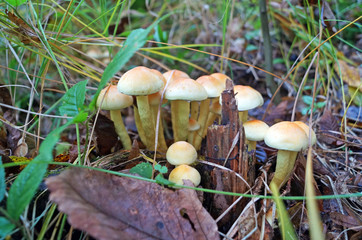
<box><xmin>204</xmin><ymin>79</ymin><xmax>250</xmax><ymax>230</ymax></box>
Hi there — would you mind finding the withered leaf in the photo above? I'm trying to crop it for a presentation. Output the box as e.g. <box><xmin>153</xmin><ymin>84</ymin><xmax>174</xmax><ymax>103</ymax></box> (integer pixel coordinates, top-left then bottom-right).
<box><xmin>330</xmin><ymin>212</ymin><xmax>362</xmax><ymax>228</ymax></box>
<box><xmin>46</xmin><ymin>168</ymin><xmax>218</xmax><ymax>240</ymax></box>
<box><xmin>92</xmin><ymin>113</ymin><xmax>118</xmax><ymax>155</ymax></box>
<box><xmin>334</xmin><ymin>60</ymin><xmax>361</xmax><ymax>91</ymax></box>
<box><xmin>317</xmin><ymin>110</ymin><xmax>340</xmax><ymax>145</ymax></box>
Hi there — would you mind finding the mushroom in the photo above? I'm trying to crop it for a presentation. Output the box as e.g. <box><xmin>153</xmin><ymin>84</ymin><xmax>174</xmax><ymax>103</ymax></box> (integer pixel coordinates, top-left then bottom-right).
<box><xmin>264</xmin><ymin>121</ymin><xmax>309</xmax><ymax>190</ymax></box>
<box><xmin>166</xmin><ymin>141</ymin><xmax>197</xmax><ymax>166</ymax></box>
<box><xmin>96</xmin><ymin>85</ymin><xmax>133</xmax><ymax>150</ymax></box>
<box><xmin>293</xmin><ymin>121</ymin><xmax>317</xmax><ymax>145</ymax></box>
<box><xmin>168</xmin><ymin>164</ymin><xmax>201</xmax><ymax>186</ymax></box>
<box><xmin>243</xmin><ymin>120</ymin><xmax>269</xmax><ymax>151</ymax></box>
<box><xmin>163</xmin><ymin>69</ymin><xmax>190</xmax><ymax>82</ymax></box>
<box><xmin>165</xmin><ymin>78</ymin><xmax>207</xmax><ymax>142</ymax></box>
<box><xmin>233</xmin><ymin>85</ymin><xmax>264</xmax><ymax>123</ymax></box>
<box><xmin>117</xmin><ymin>66</ymin><xmax>165</xmax><ymax>150</ymax></box>
<box><xmin>202</xmin><ymin>100</ymin><xmax>222</xmax><ymax>137</ymax></box>
<box><xmin>194</xmin><ymin>75</ymin><xmax>225</xmax><ymax>150</ymax></box>
<box><xmin>187</xmin><ymin>118</ymin><xmax>200</xmax><ymax>145</ymax></box>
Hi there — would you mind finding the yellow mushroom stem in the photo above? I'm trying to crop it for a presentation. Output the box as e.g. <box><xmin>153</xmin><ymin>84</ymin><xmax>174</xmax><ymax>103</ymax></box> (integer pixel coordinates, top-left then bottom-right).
<box><xmin>171</xmin><ymin>100</ymin><xmax>190</xmax><ymax>142</ymax></box>
<box><xmin>136</xmin><ymin>95</ymin><xmax>156</xmax><ymax>150</ymax></box>
<box><xmin>238</xmin><ymin>110</ymin><xmax>248</xmax><ymax>124</ymax></box>
<box><xmin>246</xmin><ymin>140</ymin><xmax>257</xmax><ymax>152</ymax></box>
<box><xmin>133</xmin><ymin>105</ymin><xmax>147</xmax><ymax>147</ymax></box>
<box><xmin>110</xmin><ymin>110</ymin><xmax>132</xmax><ymax>150</ymax></box>
<box><xmin>190</xmin><ymin>101</ymin><xmax>199</xmax><ymax>120</ymax></box>
<box><xmin>270</xmin><ymin>150</ymin><xmax>298</xmax><ymax>190</ymax></box>
<box><xmin>193</xmin><ymin>99</ymin><xmax>210</xmax><ymax>150</ymax></box>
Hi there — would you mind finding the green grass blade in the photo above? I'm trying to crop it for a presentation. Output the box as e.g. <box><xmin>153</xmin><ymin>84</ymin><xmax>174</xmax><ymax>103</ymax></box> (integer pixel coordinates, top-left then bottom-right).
<box><xmin>0</xmin><ymin>217</ymin><xmax>15</xmax><ymax>238</ymax></box>
<box><xmin>271</xmin><ymin>182</ymin><xmax>298</xmax><ymax>240</ymax></box>
<box><xmin>0</xmin><ymin>157</ymin><xmax>5</xmax><ymax>203</ymax></box>
<box><xmin>6</xmin><ymin>121</ymin><xmax>72</xmax><ymax>220</ymax></box>
<box><xmin>305</xmin><ymin>148</ymin><xmax>325</xmax><ymax>240</ymax></box>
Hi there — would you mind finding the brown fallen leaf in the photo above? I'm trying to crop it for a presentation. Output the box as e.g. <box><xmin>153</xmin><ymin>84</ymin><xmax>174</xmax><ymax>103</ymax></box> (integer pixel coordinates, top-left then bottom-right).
<box><xmin>334</xmin><ymin>60</ymin><xmax>361</xmax><ymax>91</ymax></box>
<box><xmin>317</xmin><ymin>109</ymin><xmax>340</xmax><ymax>145</ymax></box>
<box><xmin>330</xmin><ymin>212</ymin><xmax>362</xmax><ymax>228</ymax></box>
<box><xmin>92</xmin><ymin>113</ymin><xmax>119</xmax><ymax>155</ymax></box>
<box><xmin>46</xmin><ymin>168</ymin><xmax>218</xmax><ymax>240</ymax></box>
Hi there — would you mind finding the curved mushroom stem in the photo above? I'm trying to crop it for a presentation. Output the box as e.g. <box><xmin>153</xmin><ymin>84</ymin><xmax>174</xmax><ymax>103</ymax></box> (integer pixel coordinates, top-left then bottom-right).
<box><xmin>270</xmin><ymin>150</ymin><xmax>298</xmax><ymax>190</ymax></box>
<box><xmin>194</xmin><ymin>99</ymin><xmax>210</xmax><ymax>150</ymax></box>
<box><xmin>133</xmin><ymin>105</ymin><xmax>147</xmax><ymax>147</ymax></box>
<box><xmin>171</xmin><ymin>100</ymin><xmax>190</xmax><ymax>142</ymax></box>
<box><xmin>136</xmin><ymin>96</ymin><xmax>155</xmax><ymax>150</ymax></box>
<box><xmin>110</xmin><ymin>110</ymin><xmax>132</xmax><ymax>150</ymax></box>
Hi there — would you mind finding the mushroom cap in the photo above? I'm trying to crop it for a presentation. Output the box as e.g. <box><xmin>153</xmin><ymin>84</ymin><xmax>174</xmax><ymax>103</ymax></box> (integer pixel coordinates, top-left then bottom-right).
<box><xmin>188</xmin><ymin>118</ymin><xmax>200</xmax><ymax>131</ymax></box>
<box><xmin>163</xmin><ymin>70</ymin><xmax>190</xmax><ymax>82</ymax></box>
<box><xmin>293</xmin><ymin>121</ymin><xmax>317</xmax><ymax>145</ymax></box>
<box><xmin>264</xmin><ymin>121</ymin><xmax>309</xmax><ymax>151</ymax></box>
<box><xmin>166</xmin><ymin>141</ymin><xmax>197</xmax><ymax>165</ymax></box>
<box><xmin>210</xmin><ymin>101</ymin><xmax>221</xmax><ymax>115</ymax></box>
<box><xmin>244</xmin><ymin>120</ymin><xmax>269</xmax><ymax>141</ymax></box>
<box><xmin>96</xmin><ymin>85</ymin><xmax>133</xmax><ymax>110</ymax></box>
<box><xmin>168</xmin><ymin>164</ymin><xmax>201</xmax><ymax>186</ymax></box>
<box><xmin>164</xmin><ymin>78</ymin><xmax>208</xmax><ymax>101</ymax></box>
<box><xmin>196</xmin><ymin>75</ymin><xmax>225</xmax><ymax>98</ymax></box>
<box><xmin>210</xmin><ymin>73</ymin><xmax>230</xmax><ymax>85</ymax></box>
<box><xmin>117</xmin><ymin>66</ymin><xmax>165</xmax><ymax>96</ymax></box>
<box><xmin>233</xmin><ymin>85</ymin><xmax>264</xmax><ymax>111</ymax></box>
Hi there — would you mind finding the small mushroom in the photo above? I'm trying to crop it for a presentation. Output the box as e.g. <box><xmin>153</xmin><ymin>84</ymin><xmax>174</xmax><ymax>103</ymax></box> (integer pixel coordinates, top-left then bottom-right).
<box><xmin>233</xmin><ymin>85</ymin><xmax>264</xmax><ymax>123</ymax></box>
<box><xmin>96</xmin><ymin>85</ymin><xmax>133</xmax><ymax>150</ymax></box>
<box><xmin>243</xmin><ymin>120</ymin><xmax>269</xmax><ymax>151</ymax></box>
<box><xmin>264</xmin><ymin>121</ymin><xmax>308</xmax><ymax>190</ymax></box>
<box><xmin>168</xmin><ymin>164</ymin><xmax>201</xmax><ymax>186</ymax></box>
<box><xmin>117</xmin><ymin>66</ymin><xmax>165</xmax><ymax>150</ymax></box>
<box><xmin>166</xmin><ymin>141</ymin><xmax>197</xmax><ymax>166</ymax></box>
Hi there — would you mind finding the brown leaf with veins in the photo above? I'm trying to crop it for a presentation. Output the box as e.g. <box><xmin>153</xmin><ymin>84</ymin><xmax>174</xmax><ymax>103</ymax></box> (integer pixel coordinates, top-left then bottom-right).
<box><xmin>46</xmin><ymin>168</ymin><xmax>218</xmax><ymax>240</ymax></box>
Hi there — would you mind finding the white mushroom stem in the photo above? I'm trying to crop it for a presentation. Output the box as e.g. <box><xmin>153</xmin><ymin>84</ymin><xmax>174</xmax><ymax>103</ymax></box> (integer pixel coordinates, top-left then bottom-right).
<box><xmin>270</xmin><ymin>150</ymin><xmax>298</xmax><ymax>190</ymax></box>
<box><xmin>171</xmin><ymin>100</ymin><xmax>190</xmax><ymax>142</ymax></box>
<box><xmin>110</xmin><ymin>110</ymin><xmax>132</xmax><ymax>150</ymax></box>
<box><xmin>193</xmin><ymin>99</ymin><xmax>210</xmax><ymax>150</ymax></box>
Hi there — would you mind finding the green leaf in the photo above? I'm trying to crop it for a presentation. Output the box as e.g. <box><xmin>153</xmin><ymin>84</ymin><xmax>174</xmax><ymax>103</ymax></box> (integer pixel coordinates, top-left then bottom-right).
<box><xmin>89</xmin><ymin>14</ymin><xmax>171</xmax><ymax>110</ymax></box>
<box><xmin>7</xmin><ymin>0</ymin><xmax>27</xmax><ymax>7</ymax></box>
<box><xmin>155</xmin><ymin>174</ymin><xmax>174</xmax><ymax>186</ymax></box>
<box><xmin>154</xmin><ymin>164</ymin><xmax>168</xmax><ymax>174</ymax></box>
<box><xmin>0</xmin><ymin>157</ymin><xmax>5</xmax><ymax>203</ymax></box>
<box><xmin>72</xmin><ymin>110</ymin><xmax>88</xmax><ymax>123</ymax></box>
<box><xmin>130</xmin><ymin>162</ymin><xmax>153</xmax><ymax>179</ymax></box>
<box><xmin>0</xmin><ymin>217</ymin><xmax>15</xmax><ymax>238</ymax></box>
<box><xmin>271</xmin><ymin>183</ymin><xmax>298</xmax><ymax>240</ymax></box>
<box><xmin>6</xmin><ymin>121</ymin><xmax>72</xmax><ymax>220</ymax></box>
<box><xmin>302</xmin><ymin>95</ymin><xmax>313</xmax><ymax>105</ymax></box>
<box><xmin>59</xmin><ymin>80</ymin><xmax>88</xmax><ymax>117</ymax></box>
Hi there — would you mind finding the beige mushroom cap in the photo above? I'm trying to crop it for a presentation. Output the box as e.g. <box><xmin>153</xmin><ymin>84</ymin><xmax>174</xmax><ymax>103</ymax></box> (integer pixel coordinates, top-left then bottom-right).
<box><xmin>117</xmin><ymin>66</ymin><xmax>165</xmax><ymax>96</ymax></box>
<box><xmin>168</xmin><ymin>164</ymin><xmax>201</xmax><ymax>186</ymax></box>
<box><xmin>210</xmin><ymin>73</ymin><xmax>231</xmax><ymax>86</ymax></box>
<box><xmin>96</xmin><ymin>85</ymin><xmax>133</xmax><ymax>110</ymax></box>
<box><xmin>164</xmin><ymin>78</ymin><xmax>208</xmax><ymax>101</ymax></box>
<box><xmin>244</xmin><ymin>120</ymin><xmax>270</xmax><ymax>141</ymax></box>
<box><xmin>293</xmin><ymin>121</ymin><xmax>317</xmax><ymax>145</ymax></box>
<box><xmin>234</xmin><ymin>85</ymin><xmax>264</xmax><ymax>111</ymax></box>
<box><xmin>264</xmin><ymin>121</ymin><xmax>309</xmax><ymax>151</ymax></box>
<box><xmin>196</xmin><ymin>75</ymin><xmax>225</xmax><ymax>98</ymax></box>
<box><xmin>163</xmin><ymin>70</ymin><xmax>190</xmax><ymax>82</ymax></box>
<box><xmin>166</xmin><ymin>141</ymin><xmax>197</xmax><ymax>165</ymax></box>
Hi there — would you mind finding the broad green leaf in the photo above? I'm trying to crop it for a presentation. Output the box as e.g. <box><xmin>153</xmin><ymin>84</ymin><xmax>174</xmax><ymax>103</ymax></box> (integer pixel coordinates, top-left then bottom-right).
<box><xmin>59</xmin><ymin>80</ymin><xmax>88</xmax><ymax>118</ymax></box>
<box><xmin>271</xmin><ymin>183</ymin><xmax>298</xmax><ymax>240</ymax></box>
<box><xmin>0</xmin><ymin>157</ymin><xmax>5</xmax><ymax>202</ymax></box>
<box><xmin>155</xmin><ymin>174</ymin><xmax>174</xmax><ymax>186</ymax></box>
<box><xmin>0</xmin><ymin>217</ymin><xmax>15</xmax><ymax>238</ymax></box>
<box><xmin>7</xmin><ymin>121</ymin><xmax>72</xmax><ymax>220</ymax></box>
<box><xmin>7</xmin><ymin>0</ymin><xmax>27</xmax><ymax>7</ymax></box>
<box><xmin>130</xmin><ymin>162</ymin><xmax>153</xmax><ymax>179</ymax></box>
<box><xmin>89</xmin><ymin>14</ymin><xmax>170</xmax><ymax>110</ymax></box>
<box><xmin>72</xmin><ymin>110</ymin><xmax>88</xmax><ymax>123</ymax></box>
